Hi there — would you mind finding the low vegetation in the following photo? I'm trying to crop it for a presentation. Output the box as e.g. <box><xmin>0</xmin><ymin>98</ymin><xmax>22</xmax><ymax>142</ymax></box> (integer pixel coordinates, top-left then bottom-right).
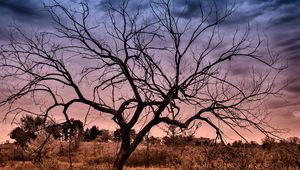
<box><xmin>2</xmin><ymin>116</ymin><xmax>299</xmax><ymax>169</ymax></box>
<box><xmin>0</xmin><ymin>135</ymin><xmax>299</xmax><ymax>170</ymax></box>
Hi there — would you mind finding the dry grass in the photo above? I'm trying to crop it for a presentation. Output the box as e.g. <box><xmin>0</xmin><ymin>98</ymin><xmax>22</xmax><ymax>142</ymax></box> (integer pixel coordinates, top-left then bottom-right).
<box><xmin>0</xmin><ymin>141</ymin><xmax>299</xmax><ymax>170</ymax></box>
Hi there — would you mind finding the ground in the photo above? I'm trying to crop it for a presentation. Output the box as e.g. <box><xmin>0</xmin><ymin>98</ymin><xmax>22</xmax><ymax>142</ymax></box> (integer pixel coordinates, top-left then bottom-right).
<box><xmin>0</xmin><ymin>140</ymin><xmax>299</xmax><ymax>170</ymax></box>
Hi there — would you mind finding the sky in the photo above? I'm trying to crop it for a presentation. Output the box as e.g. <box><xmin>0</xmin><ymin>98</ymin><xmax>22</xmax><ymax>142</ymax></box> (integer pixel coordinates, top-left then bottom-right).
<box><xmin>0</xmin><ymin>0</ymin><xmax>300</xmax><ymax>143</ymax></box>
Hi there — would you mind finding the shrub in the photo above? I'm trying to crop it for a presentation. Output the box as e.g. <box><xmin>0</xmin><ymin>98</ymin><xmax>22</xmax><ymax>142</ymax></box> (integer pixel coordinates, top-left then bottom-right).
<box><xmin>126</xmin><ymin>147</ymin><xmax>180</xmax><ymax>167</ymax></box>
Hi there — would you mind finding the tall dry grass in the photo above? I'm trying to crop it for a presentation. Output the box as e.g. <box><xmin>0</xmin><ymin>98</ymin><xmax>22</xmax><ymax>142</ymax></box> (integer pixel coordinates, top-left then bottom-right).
<box><xmin>0</xmin><ymin>141</ymin><xmax>299</xmax><ymax>170</ymax></box>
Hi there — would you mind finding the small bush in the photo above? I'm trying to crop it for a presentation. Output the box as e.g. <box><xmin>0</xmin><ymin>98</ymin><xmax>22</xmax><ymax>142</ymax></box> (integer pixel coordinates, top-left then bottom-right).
<box><xmin>87</xmin><ymin>155</ymin><xmax>114</xmax><ymax>165</ymax></box>
<box><xmin>126</xmin><ymin>147</ymin><xmax>180</xmax><ymax>167</ymax></box>
<box><xmin>39</xmin><ymin>159</ymin><xmax>60</xmax><ymax>170</ymax></box>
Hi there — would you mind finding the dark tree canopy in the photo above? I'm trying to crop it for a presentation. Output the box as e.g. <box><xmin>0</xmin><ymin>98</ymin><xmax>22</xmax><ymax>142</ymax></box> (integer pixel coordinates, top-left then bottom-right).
<box><xmin>10</xmin><ymin>127</ymin><xmax>29</xmax><ymax>148</ymax></box>
<box><xmin>0</xmin><ymin>0</ymin><xmax>285</xmax><ymax>169</ymax></box>
<box><xmin>83</xmin><ymin>125</ymin><xmax>102</xmax><ymax>141</ymax></box>
<box><xmin>10</xmin><ymin>115</ymin><xmax>84</xmax><ymax>148</ymax></box>
<box><xmin>10</xmin><ymin>115</ymin><xmax>45</xmax><ymax>148</ymax></box>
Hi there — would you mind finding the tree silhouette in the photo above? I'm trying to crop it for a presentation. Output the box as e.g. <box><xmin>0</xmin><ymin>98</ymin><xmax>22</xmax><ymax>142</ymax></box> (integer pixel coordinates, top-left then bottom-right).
<box><xmin>10</xmin><ymin>115</ymin><xmax>45</xmax><ymax>148</ymax></box>
<box><xmin>10</xmin><ymin>127</ymin><xmax>29</xmax><ymax>148</ymax></box>
<box><xmin>0</xmin><ymin>0</ymin><xmax>285</xmax><ymax>169</ymax></box>
<box><xmin>86</xmin><ymin>125</ymin><xmax>102</xmax><ymax>141</ymax></box>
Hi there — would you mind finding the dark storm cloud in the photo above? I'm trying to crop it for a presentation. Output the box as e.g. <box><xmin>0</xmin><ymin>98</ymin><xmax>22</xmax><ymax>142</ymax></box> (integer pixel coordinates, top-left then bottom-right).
<box><xmin>269</xmin><ymin>13</ymin><xmax>299</xmax><ymax>26</ymax></box>
<box><xmin>0</xmin><ymin>27</ymin><xmax>9</xmax><ymax>40</ymax></box>
<box><xmin>221</xmin><ymin>10</ymin><xmax>262</xmax><ymax>26</ymax></box>
<box><xmin>172</xmin><ymin>0</ymin><xmax>204</xmax><ymax>18</ymax></box>
<box><xmin>214</xmin><ymin>0</ymin><xmax>300</xmax><ymax>27</ymax></box>
<box><xmin>171</xmin><ymin>0</ymin><xmax>232</xmax><ymax>19</ymax></box>
<box><xmin>270</xmin><ymin>28</ymin><xmax>300</xmax><ymax>66</ymax></box>
<box><xmin>275</xmin><ymin>35</ymin><xmax>300</xmax><ymax>60</ymax></box>
<box><xmin>242</xmin><ymin>2</ymin><xmax>300</xmax><ymax>77</ymax></box>
<box><xmin>217</xmin><ymin>0</ymin><xmax>300</xmax><ymax>110</ymax></box>
<box><xmin>99</xmin><ymin>0</ymin><xmax>231</xmax><ymax>19</ymax></box>
<box><xmin>98</xmin><ymin>0</ymin><xmax>148</xmax><ymax>11</ymax></box>
<box><xmin>250</xmin><ymin>0</ymin><xmax>300</xmax><ymax>7</ymax></box>
<box><xmin>0</xmin><ymin>1</ymin><xmax>35</xmax><ymax>16</ymax></box>
<box><xmin>0</xmin><ymin>0</ymin><xmax>51</xmax><ymax>40</ymax></box>
<box><xmin>0</xmin><ymin>0</ymin><xmax>45</xmax><ymax>17</ymax></box>
<box><xmin>266</xmin><ymin>5</ymin><xmax>300</xmax><ymax>27</ymax></box>
<box><xmin>1</xmin><ymin>0</ymin><xmax>300</xmax><ymax>95</ymax></box>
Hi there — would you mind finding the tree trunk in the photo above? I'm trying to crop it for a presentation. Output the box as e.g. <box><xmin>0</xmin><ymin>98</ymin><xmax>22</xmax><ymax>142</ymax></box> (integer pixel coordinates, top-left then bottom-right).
<box><xmin>111</xmin><ymin>131</ymin><xmax>145</xmax><ymax>169</ymax></box>
<box><xmin>111</xmin><ymin>147</ymin><xmax>131</xmax><ymax>170</ymax></box>
<box><xmin>111</xmin><ymin>120</ymin><xmax>160</xmax><ymax>170</ymax></box>
<box><xmin>112</xmin><ymin>127</ymin><xmax>133</xmax><ymax>170</ymax></box>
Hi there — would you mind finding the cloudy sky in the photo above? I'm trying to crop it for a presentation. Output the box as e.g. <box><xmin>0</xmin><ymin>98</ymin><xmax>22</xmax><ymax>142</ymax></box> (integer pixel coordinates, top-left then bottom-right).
<box><xmin>0</xmin><ymin>0</ymin><xmax>300</xmax><ymax>142</ymax></box>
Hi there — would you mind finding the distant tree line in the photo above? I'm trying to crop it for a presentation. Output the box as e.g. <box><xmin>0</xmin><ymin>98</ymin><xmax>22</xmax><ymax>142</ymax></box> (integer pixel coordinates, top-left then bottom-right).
<box><xmin>10</xmin><ymin>115</ymin><xmax>85</xmax><ymax>148</ymax></box>
<box><xmin>9</xmin><ymin>115</ymin><xmax>300</xmax><ymax>149</ymax></box>
<box><xmin>9</xmin><ymin>115</ymin><xmax>138</xmax><ymax>147</ymax></box>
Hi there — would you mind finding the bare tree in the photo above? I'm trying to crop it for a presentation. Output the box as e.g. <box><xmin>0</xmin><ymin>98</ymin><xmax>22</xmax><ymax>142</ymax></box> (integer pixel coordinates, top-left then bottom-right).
<box><xmin>0</xmin><ymin>0</ymin><xmax>285</xmax><ymax>169</ymax></box>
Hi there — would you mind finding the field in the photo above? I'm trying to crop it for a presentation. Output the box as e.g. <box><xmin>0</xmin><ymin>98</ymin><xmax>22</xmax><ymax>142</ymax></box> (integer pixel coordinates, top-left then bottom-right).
<box><xmin>0</xmin><ymin>139</ymin><xmax>299</xmax><ymax>170</ymax></box>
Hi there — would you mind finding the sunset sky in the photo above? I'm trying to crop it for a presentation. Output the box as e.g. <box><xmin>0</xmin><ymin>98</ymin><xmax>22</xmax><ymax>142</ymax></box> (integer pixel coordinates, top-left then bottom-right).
<box><xmin>0</xmin><ymin>0</ymin><xmax>300</xmax><ymax>143</ymax></box>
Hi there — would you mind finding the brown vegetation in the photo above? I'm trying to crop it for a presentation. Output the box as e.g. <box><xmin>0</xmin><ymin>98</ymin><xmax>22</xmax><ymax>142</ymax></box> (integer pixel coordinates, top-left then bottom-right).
<box><xmin>0</xmin><ymin>137</ymin><xmax>299</xmax><ymax>170</ymax></box>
